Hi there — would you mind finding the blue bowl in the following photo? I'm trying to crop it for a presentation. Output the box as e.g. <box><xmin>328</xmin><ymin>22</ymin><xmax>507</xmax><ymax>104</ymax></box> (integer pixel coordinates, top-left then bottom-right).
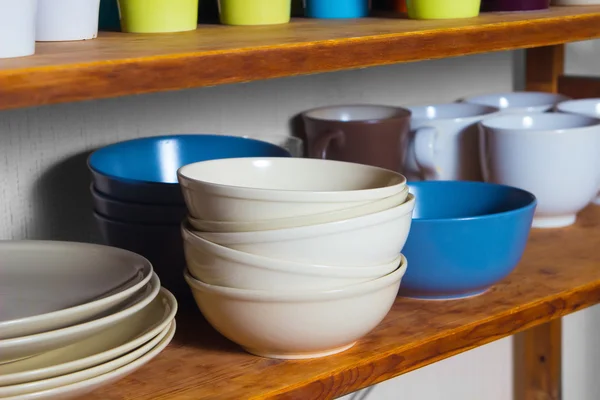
<box><xmin>88</xmin><ymin>135</ymin><xmax>291</xmax><ymax>205</ymax></box>
<box><xmin>305</xmin><ymin>0</ymin><xmax>370</xmax><ymax>18</ymax></box>
<box><xmin>400</xmin><ymin>181</ymin><xmax>536</xmax><ymax>300</ymax></box>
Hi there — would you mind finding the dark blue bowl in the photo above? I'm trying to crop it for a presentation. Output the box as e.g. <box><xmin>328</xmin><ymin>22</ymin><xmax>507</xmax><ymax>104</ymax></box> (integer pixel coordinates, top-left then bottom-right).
<box><xmin>88</xmin><ymin>135</ymin><xmax>291</xmax><ymax>205</ymax></box>
<box><xmin>400</xmin><ymin>181</ymin><xmax>536</xmax><ymax>300</ymax></box>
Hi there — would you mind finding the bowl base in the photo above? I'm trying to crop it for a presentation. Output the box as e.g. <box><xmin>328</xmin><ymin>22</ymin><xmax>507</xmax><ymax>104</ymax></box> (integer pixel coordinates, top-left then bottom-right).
<box><xmin>398</xmin><ymin>288</ymin><xmax>489</xmax><ymax>301</ymax></box>
<box><xmin>532</xmin><ymin>214</ymin><xmax>576</xmax><ymax>229</ymax></box>
<box><xmin>242</xmin><ymin>342</ymin><xmax>356</xmax><ymax>360</ymax></box>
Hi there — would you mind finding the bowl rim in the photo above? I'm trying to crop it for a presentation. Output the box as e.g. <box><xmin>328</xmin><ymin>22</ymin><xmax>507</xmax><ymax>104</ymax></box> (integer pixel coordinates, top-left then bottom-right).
<box><xmin>184</xmin><ymin>256</ymin><xmax>407</xmax><ymax>302</ymax></box>
<box><xmin>177</xmin><ymin>157</ymin><xmax>407</xmax><ymax>202</ymax></box>
<box><xmin>408</xmin><ymin>181</ymin><xmax>537</xmax><ymax>223</ymax></box>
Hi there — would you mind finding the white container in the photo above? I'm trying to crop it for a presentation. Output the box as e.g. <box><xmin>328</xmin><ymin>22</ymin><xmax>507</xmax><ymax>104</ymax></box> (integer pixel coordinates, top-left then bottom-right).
<box><xmin>463</xmin><ymin>92</ymin><xmax>570</xmax><ymax>114</ymax></box>
<box><xmin>182</xmin><ymin>225</ymin><xmax>401</xmax><ymax>290</ymax></box>
<box><xmin>178</xmin><ymin>157</ymin><xmax>407</xmax><ymax>222</ymax></box>
<box><xmin>480</xmin><ymin>112</ymin><xmax>600</xmax><ymax>228</ymax></box>
<box><xmin>188</xmin><ymin>187</ymin><xmax>409</xmax><ymax>233</ymax></box>
<box><xmin>195</xmin><ymin>194</ymin><xmax>415</xmax><ymax>267</ymax></box>
<box><xmin>36</xmin><ymin>0</ymin><xmax>101</xmax><ymax>42</ymax></box>
<box><xmin>0</xmin><ymin>0</ymin><xmax>37</xmax><ymax>58</ymax></box>
<box><xmin>184</xmin><ymin>259</ymin><xmax>406</xmax><ymax>359</ymax></box>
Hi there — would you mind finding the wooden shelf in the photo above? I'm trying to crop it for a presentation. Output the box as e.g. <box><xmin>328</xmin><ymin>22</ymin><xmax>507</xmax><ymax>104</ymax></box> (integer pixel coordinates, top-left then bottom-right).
<box><xmin>2</xmin><ymin>6</ymin><xmax>600</xmax><ymax>110</ymax></box>
<box><xmin>85</xmin><ymin>205</ymin><xmax>600</xmax><ymax>400</ymax></box>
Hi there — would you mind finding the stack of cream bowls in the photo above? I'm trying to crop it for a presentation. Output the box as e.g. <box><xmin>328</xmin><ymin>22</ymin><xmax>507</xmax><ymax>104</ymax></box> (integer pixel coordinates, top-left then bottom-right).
<box><xmin>0</xmin><ymin>241</ymin><xmax>177</xmax><ymax>400</ymax></box>
<box><xmin>178</xmin><ymin>157</ymin><xmax>414</xmax><ymax>360</ymax></box>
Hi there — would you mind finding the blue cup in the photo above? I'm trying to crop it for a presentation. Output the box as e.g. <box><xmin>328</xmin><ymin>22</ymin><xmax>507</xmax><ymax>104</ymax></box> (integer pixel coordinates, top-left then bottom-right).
<box><xmin>399</xmin><ymin>181</ymin><xmax>536</xmax><ymax>300</ymax></box>
<box><xmin>305</xmin><ymin>0</ymin><xmax>370</xmax><ymax>18</ymax></box>
<box><xmin>88</xmin><ymin>134</ymin><xmax>291</xmax><ymax>205</ymax></box>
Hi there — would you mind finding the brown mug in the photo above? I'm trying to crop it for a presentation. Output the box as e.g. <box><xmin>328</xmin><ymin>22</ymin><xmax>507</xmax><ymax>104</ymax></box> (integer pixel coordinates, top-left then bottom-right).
<box><xmin>302</xmin><ymin>105</ymin><xmax>412</xmax><ymax>172</ymax></box>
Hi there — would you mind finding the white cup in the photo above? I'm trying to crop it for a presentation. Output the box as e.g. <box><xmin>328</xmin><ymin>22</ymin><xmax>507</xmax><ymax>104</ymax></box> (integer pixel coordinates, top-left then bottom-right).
<box><xmin>480</xmin><ymin>112</ymin><xmax>600</xmax><ymax>228</ymax></box>
<box><xmin>556</xmin><ymin>98</ymin><xmax>600</xmax><ymax>205</ymax></box>
<box><xmin>36</xmin><ymin>0</ymin><xmax>101</xmax><ymax>42</ymax></box>
<box><xmin>463</xmin><ymin>92</ymin><xmax>570</xmax><ymax>114</ymax></box>
<box><xmin>404</xmin><ymin>103</ymin><xmax>499</xmax><ymax>181</ymax></box>
<box><xmin>0</xmin><ymin>0</ymin><xmax>37</xmax><ymax>59</ymax></box>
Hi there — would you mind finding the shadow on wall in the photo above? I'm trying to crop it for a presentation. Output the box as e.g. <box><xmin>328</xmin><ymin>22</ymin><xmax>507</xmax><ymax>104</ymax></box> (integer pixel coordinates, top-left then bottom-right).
<box><xmin>30</xmin><ymin>150</ymin><xmax>99</xmax><ymax>243</ymax></box>
<box><xmin>289</xmin><ymin>113</ymin><xmax>307</xmax><ymax>156</ymax></box>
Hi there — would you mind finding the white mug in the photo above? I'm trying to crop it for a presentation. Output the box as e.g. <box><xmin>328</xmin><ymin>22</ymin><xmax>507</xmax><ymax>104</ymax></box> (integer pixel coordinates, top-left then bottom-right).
<box><xmin>463</xmin><ymin>92</ymin><xmax>570</xmax><ymax>114</ymax></box>
<box><xmin>404</xmin><ymin>103</ymin><xmax>499</xmax><ymax>181</ymax></box>
<box><xmin>480</xmin><ymin>112</ymin><xmax>600</xmax><ymax>228</ymax></box>
<box><xmin>556</xmin><ymin>98</ymin><xmax>600</xmax><ymax>205</ymax></box>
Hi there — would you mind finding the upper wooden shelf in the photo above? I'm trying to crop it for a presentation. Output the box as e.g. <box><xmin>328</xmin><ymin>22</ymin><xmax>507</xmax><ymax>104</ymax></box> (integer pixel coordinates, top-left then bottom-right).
<box><xmin>84</xmin><ymin>205</ymin><xmax>600</xmax><ymax>400</ymax></box>
<box><xmin>2</xmin><ymin>6</ymin><xmax>600</xmax><ymax>110</ymax></box>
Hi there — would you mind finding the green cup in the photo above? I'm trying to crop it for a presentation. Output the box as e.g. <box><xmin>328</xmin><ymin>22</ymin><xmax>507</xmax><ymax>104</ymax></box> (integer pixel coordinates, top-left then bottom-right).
<box><xmin>406</xmin><ymin>0</ymin><xmax>480</xmax><ymax>19</ymax></box>
<box><xmin>218</xmin><ymin>0</ymin><xmax>291</xmax><ymax>26</ymax></box>
<box><xmin>118</xmin><ymin>0</ymin><xmax>199</xmax><ymax>33</ymax></box>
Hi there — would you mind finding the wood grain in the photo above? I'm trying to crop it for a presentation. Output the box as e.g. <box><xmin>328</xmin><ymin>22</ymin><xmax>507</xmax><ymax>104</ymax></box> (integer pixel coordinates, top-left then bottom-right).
<box><xmin>558</xmin><ymin>75</ymin><xmax>600</xmax><ymax>99</ymax></box>
<box><xmin>2</xmin><ymin>6</ymin><xmax>600</xmax><ymax>110</ymax></box>
<box><xmin>83</xmin><ymin>205</ymin><xmax>600</xmax><ymax>400</ymax></box>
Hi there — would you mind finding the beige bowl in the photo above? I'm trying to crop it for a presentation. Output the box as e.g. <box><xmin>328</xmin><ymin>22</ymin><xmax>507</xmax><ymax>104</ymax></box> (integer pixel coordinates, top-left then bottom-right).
<box><xmin>182</xmin><ymin>224</ymin><xmax>401</xmax><ymax>290</ymax></box>
<box><xmin>188</xmin><ymin>187</ymin><xmax>409</xmax><ymax>233</ymax></box>
<box><xmin>184</xmin><ymin>258</ymin><xmax>406</xmax><ymax>359</ymax></box>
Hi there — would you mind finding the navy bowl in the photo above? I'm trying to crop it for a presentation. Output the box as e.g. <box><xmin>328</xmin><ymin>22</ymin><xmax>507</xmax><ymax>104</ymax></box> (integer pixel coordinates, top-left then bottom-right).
<box><xmin>400</xmin><ymin>181</ymin><xmax>536</xmax><ymax>300</ymax></box>
<box><xmin>88</xmin><ymin>135</ymin><xmax>291</xmax><ymax>205</ymax></box>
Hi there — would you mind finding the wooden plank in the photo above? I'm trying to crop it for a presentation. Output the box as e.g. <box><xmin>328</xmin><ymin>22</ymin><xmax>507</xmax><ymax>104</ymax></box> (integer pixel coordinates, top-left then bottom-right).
<box><xmin>83</xmin><ymin>205</ymin><xmax>600</xmax><ymax>400</ymax></box>
<box><xmin>558</xmin><ymin>75</ymin><xmax>600</xmax><ymax>99</ymax></box>
<box><xmin>2</xmin><ymin>6</ymin><xmax>600</xmax><ymax>110</ymax></box>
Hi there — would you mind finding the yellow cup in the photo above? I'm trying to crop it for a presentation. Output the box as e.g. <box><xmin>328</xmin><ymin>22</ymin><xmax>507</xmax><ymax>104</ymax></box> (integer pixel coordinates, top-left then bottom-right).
<box><xmin>218</xmin><ymin>0</ymin><xmax>291</xmax><ymax>26</ymax></box>
<box><xmin>406</xmin><ymin>0</ymin><xmax>481</xmax><ymax>19</ymax></box>
<box><xmin>118</xmin><ymin>0</ymin><xmax>199</xmax><ymax>33</ymax></box>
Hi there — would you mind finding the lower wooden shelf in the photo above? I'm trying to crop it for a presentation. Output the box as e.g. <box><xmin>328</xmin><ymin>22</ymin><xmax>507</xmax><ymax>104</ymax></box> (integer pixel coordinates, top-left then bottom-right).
<box><xmin>86</xmin><ymin>205</ymin><xmax>600</xmax><ymax>400</ymax></box>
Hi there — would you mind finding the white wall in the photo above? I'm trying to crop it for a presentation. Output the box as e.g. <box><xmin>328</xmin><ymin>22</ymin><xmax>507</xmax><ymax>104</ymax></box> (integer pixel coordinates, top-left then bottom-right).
<box><xmin>4</xmin><ymin>48</ymin><xmax>593</xmax><ymax>400</ymax></box>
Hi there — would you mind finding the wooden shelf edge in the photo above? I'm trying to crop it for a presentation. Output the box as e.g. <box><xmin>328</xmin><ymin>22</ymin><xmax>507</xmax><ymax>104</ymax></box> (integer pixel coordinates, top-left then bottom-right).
<box><xmin>264</xmin><ymin>283</ymin><xmax>600</xmax><ymax>399</ymax></box>
<box><xmin>3</xmin><ymin>8</ymin><xmax>600</xmax><ymax>110</ymax></box>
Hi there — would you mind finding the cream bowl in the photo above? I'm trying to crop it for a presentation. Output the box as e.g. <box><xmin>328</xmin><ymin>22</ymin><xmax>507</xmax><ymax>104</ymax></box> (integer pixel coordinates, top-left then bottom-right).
<box><xmin>188</xmin><ymin>187</ymin><xmax>409</xmax><ymax>232</ymax></box>
<box><xmin>194</xmin><ymin>194</ymin><xmax>414</xmax><ymax>267</ymax></box>
<box><xmin>177</xmin><ymin>157</ymin><xmax>407</xmax><ymax>222</ymax></box>
<box><xmin>182</xmin><ymin>225</ymin><xmax>401</xmax><ymax>290</ymax></box>
<box><xmin>183</xmin><ymin>257</ymin><xmax>407</xmax><ymax>360</ymax></box>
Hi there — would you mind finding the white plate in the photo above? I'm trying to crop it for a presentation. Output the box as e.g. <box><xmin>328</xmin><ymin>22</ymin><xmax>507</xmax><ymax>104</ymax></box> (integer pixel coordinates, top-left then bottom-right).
<box><xmin>0</xmin><ymin>273</ymin><xmax>160</xmax><ymax>364</ymax></box>
<box><xmin>0</xmin><ymin>319</ymin><xmax>174</xmax><ymax>397</ymax></box>
<box><xmin>1</xmin><ymin>321</ymin><xmax>176</xmax><ymax>400</ymax></box>
<box><xmin>0</xmin><ymin>287</ymin><xmax>177</xmax><ymax>386</ymax></box>
<box><xmin>0</xmin><ymin>240</ymin><xmax>153</xmax><ymax>339</ymax></box>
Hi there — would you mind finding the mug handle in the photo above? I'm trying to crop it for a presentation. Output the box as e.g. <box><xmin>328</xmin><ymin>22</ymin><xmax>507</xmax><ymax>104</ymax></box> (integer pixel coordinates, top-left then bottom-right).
<box><xmin>414</xmin><ymin>126</ymin><xmax>439</xmax><ymax>180</ymax></box>
<box><xmin>309</xmin><ymin>130</ymin><xmax>345</xmax><ymax>159</ymax></box>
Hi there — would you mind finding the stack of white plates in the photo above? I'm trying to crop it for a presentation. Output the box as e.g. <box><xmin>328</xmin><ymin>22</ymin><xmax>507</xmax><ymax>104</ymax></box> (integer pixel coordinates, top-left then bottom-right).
<box><xmin>0</xmin><ymin>241</ymin><xmax>177</xmax><ymax>400</ymax></box>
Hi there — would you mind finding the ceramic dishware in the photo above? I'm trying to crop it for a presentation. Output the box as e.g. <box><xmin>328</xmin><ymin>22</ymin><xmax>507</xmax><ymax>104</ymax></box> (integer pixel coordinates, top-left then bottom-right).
<box><xmin>94</xmin><ymin>212</ymin><xmax>188</xmax><ymax>300</ymax></box>
<box><xmin>0</xmin><ymin>289</ymin><xmax>177</xmax><ymax>386</ymax></box>
<box><xmin>182</xmin><ymin>224</ymin><xmax>402</xmax><ymax>290</ymax></box>
<box><xmin>184</xmin><ymin>260</ymin><xmax>406</xmax><ymax>359</ymax></box>
<box><xmin>188</xmin><ymin>187</ymin><xmax>408</xmax><ymax>232</ymax></box>
<box><xmin>91</xmin><ymin>185</ymin><xmax>187</xmax><ymax>224</ymax></box>
<box><xmin>0</xmin><ymin>318</ymin><xmax>174</xmax><ymax>397</ymax></box>
<box><xmin>218</xmin><ymin>0</ymin><xmax>291</xmax><ymax>25</ymax></box>
<box><xmin>178</xmin><ymin>157</ymin><xmax>407</xmax><ymax>222</ymax></box>
<box><xmin>555</xmin><ymin>98</ymin><xmax>600</xmax><ymax>204</ymax></box>
<box><xmin>404</xmin><ymin>103</ymin><xmax>499</xmax><ymax>181</ymax></box>
<box><xmin>244</xmin><ymin>135</ymin><xmax>304</xmax><ymax>158</ymax></box>
<box><xmin>463</xmin><ymin>92</ymin><xmax>570</xmax><ymax>114</ymax></box>
<box><xmin>0</xmin><ymin>322</ymin><xmax>176</xmax><ymax>400</ymax></box>
<box><xmin>406</xmin><ymin>0</ymin><xmax>481</xmax><ymax>19</ymax></box>
<box><xmin>89</xmin><ymin>135</ymin><xmax>290</xmax><ymax>204</ymax></box>
<box><xmin>551</xmin><ymin>0</ymin><xmax>600</xmax><ymax>4</ymax></box>
<box><xmin>480</xmin><ymin>112</ymin><xmax>600</xmax><ymax>228</ymax></box>
<box><xmin>399</xmin><ymin>181</ymin><xmax>536</xmax><ymax>300</ymax></box>
<box><xmin>481</xmin><ymin>0</ymin><xmax>549</xmax><ymax>10</ymax></box>
<box><xmin>195</xmin><ymin>195</ymin><xmax>415</xmax><ymax>266</ymax></box>
<box><xmin>36</xmin><ymin>0</ymin><xmax>101</xmax><ymax>41</ymax></box>
<box><xmin>304</xmin><ymin>0</ymin><xmax>370</xmax><ymax>18</ymax></box>
<box><xmin>0</xmin><ymin>274</ymin><xmax>160</xmax><ymax>364</ymax></box>
<box><xmin>0</xmin><ymin>241</ymin><xmax>152</xmax><ymax>340</ymax></box>
<box><xmin>0</xmin><ymin>0</ymin><xmax>37</xmax><ymax>58</ymax></box>
<box><xmin>302</xmin><ymin>105</ymin><xmax>412</xmax><ymax>171</ymax></box>
<box><xmin>118</xmin><ymin>0</ymin><xmax>199</xmax><ymax>33</ymax></box>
